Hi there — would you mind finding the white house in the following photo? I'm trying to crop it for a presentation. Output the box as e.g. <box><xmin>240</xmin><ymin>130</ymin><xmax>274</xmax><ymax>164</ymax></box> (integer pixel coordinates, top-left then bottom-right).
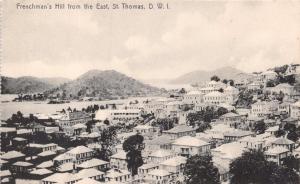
<box><xmin>146</xmin><ymin>169</ymin><xmax>175</xmax><ymax>184</ymax></box>
<box><xmin>149</xmin><ymin>149</ymin><xmax>177</xmax><ymax>164</ymax></box>
<box><xmin>182</xmin><ymin>91</ymin><xmax>204</xmax><ymax>105</ymax></box>
<box><xmin>250</xmin><ymin>101</ymin><xmax>279</xmax><ymax>117</ymax></box>
<box><xmin>172</xmin><ymin>136</ymin><xmax>210</xmax><ymax>158</ymax></box>
<box><xmin>159</xmin><ymin>156</ymin><xmax>187</xmax><ymax>175</ymax></box>
<box><xmin>95</xmin><ymin>109</ymin><xmax>141</xmax><ymax>122</ymax></box>
<box><xmin>265</xmin><ymin>147</ymin><xmax>291</xmax><ymax>165</ymax></box>
<box><xmin>105</xmin><ymin>168</ymin><xmax>131</xmax><ymax>183</ymax></box>
<box><xmin>291</xmin><ymin>101</ymin><xmax>300</xmax><ymax>119</ymax></box>
<box><xmin>162</xmin><ymin>125</ymin><xmax>196</xmax><ymax>140</ymax></box>
<box><xmin>224</xmin><ymin>86</ymin><xmax>239</xmax><ymax>104</ymax></box>
<box><xmin>204</xmin><ymin>91</ymin><xmax>227</xmax><ymax>105</ymax></box>
<box><xmin>110</xmin><ymin>150</ymin><xmax>127</xmax><ymax>170</ymax></box>
<box><xmin>65</xmin><ymin>146</ymin><xmax>94</xmax><ymax>164</ymax></box>
<box><xmin>58</xmin><ymin>111</ymin><xmax>92</xmax><ymax>136</ymax></box>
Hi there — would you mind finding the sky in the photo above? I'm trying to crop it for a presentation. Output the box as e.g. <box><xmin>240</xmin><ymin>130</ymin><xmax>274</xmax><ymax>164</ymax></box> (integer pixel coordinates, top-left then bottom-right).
<box><xmin>2</xmin><ymin>0</ymin><xmax>300</xmax><ymax>80</ymax></box>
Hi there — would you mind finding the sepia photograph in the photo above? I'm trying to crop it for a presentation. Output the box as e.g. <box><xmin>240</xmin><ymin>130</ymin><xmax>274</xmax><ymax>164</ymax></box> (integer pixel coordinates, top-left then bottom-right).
<box><xmin>1</xmin><ymin>0</ymin><xmax>300</xmax><ymax>183</ymax></box>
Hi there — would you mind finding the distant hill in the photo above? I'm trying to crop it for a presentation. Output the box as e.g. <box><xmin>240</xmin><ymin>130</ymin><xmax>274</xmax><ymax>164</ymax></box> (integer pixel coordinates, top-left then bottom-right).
<box><xmin>45</xmin><ymin>70</ymin><xmax>164</xmax><ymax>99</ymax></box>
<box><xmin>1</xmin><ymin>76</ymin><xmax>70</xmax><ymax>94</ymax></box>
<box><xmin>170</xmin><ymin>66</ymin><xmax>245</xmax><ymax>84</ymax></box>
<box><xmin>39</xmin><ymin>77</ymin><xmax>71</xmax><ymax>87</ymax></box>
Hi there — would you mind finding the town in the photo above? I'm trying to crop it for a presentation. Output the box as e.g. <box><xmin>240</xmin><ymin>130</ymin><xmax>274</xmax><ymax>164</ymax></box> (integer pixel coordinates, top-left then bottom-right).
<box><xmin>1</xmin><ymin>63</ymin><xmax>300</xmax><ymax>184</ymax></box>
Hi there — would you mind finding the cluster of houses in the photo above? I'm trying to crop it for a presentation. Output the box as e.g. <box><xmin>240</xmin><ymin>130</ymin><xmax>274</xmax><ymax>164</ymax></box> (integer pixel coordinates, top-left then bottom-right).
<box><xmin>1</xmin><ymin>64</ymin><xmax>300</xmax><ymax>184</ymax></box>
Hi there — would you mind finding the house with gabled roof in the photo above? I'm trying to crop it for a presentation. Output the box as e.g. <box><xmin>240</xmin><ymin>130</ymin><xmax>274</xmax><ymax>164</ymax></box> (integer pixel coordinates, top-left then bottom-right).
<box><xmin>0</xmin><ymin>151</ymin><xmax>25</xmax><ymax>163</ymax></box>
<box><xmin>138</xmin><ymin>163</ymin><xmax>159</xmax><ymax>179</ymax></box>
<box><xmin>104</xmin><ymin>168</ymin><xmax>131</xmax><ymax>183</ymax></box>
<box><xmin>145</xmin><ymin>169</ymin><xmax>175</xmax><ymax>184</ymax></box>
<box><xmin>144</xmin><ymin>135</ymin><xmax>173</xmax><ymax>151</ymax></box>
<box><xmin>149</xmin><ymin>149</ymin><xmax>177</xmax><ymax>164</ymax></box>
<box><xmin>77</xmin><ymin>158</ymin><xmax>109</xmax><ymax>171</ymax></box>
<box><xmin>223</xmin><ymin>130</ymin><xmax>254</xmax><ymax>143</ymax></box>
<box><xmin>162</xmin><ymin>125</ymin><xmax>196</xmax><ymax>140</ymax></box>
<box><xmin>265</xmin><ymin>147</ymin><xmax>291</xmax><ymax>165</ymax></box>
<box><xmin>271</xmin><ymin>137</ymin><xmax>295</xmax><ymax>151</ymax></box>
<box><xmin>172</xmin><ymin>136</ymin><xmax>210</xmax><ymax>158</ymax></box>
<box><xmin>65</xmin><ymin>146</ymin><xmax>94</xmax><ymax>164</ymax></box>
<box><xmin>159</xmin><ymin>156</ymin><xmax>187</xmax><ymax>174</ymax></box>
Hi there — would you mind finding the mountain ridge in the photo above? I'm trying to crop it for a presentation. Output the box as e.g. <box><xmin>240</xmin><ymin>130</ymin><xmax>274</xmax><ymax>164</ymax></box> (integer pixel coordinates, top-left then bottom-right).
<box><xmin>170</xmin><ymin>66</ymin><xmax>246</xmax><ymax>84</ymax></box>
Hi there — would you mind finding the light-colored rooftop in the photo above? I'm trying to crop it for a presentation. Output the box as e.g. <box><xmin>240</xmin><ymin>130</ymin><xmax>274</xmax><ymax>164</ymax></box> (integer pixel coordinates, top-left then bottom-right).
<box><xmin>67</xmin><ymin>146</ymin><xmax>94</xmax><ymax>155</ymax></box>
<box><xmin>212</xmin><ymin>142</ymin><xmax>247</xmax><ymax>160</ymax></box>
<box><xmin>0</xmin><ymin>170</ymin><xmax>11</xmax><ymax>177</ymax></box>
<box><xmin>164</xmin><ymin>125</ymin><xmax>195</xmax><ymax>134</ymax></box>
<box><xmin>266</xmin><ymin>147</ymin><xmax>289</xmax><ymax>155</ymax></box>
<box><xmin>172</xmin><ymin>136</ymin><xmax>209</xmax><ymax>147</ymax></box>
<box><xmin>105</xmin><ymin>168</ymin><xmax>130</xmax><ymax>178</ymax></box>
<box><xmin>37</xmin><ymin>160</ymin><xmax>53</xmax><ymax>168</ymax></box>
<box><xmin>160</xmin><ymin>156</ymin><xmax>187</xmax><ymax>166</ymax></box>
<box><xmin>186</xmin><ymin>90</ymin><xmax>203</xmax><ymax>95</ymax></box>
<box><xmin>13</xmin><ymin>161</ymin><xmax>33</xmax><ymax>167</ymax></box>
<box><xmin>150</xmin><ymin>149</ymin><xmax>174</xmax><ymax>158</ymax></box>
<box><xmin>78</xmin><ymin>158</ymin><xmax>108</xmax><ymax>168</ymax></box>
<box><xmin>204</xmin><ymin>91</ymin><xmax>225</xmax><ymax>97</ymax></box>
<box><xmin>1</xmin><ymin>151</ymin><xmax>25</xmax><ymax>160</ymax></box>
<box><xmin>0</xmin><ymin>127</ymin><xmax>16</xmax><ymax>133</ymax></box>
<box><xmin>38</xmin><ymin>151</ymin><xmax>56</xmax><ymax>157</ymax></box>
<box><xmin>148</xmin><ymin>169</ymin><xmax>171</xmax><ymax>176</ymax></box>
<box><xmin>272</xmin><ymin>138</ymin><xmax>294</xmax><ymax>145</ymax></box>
<box><xmin>111</xmin><ymin>150</ymin><xmax>126</xmax><ymax>160</ymax></box>
<box><xmin>76</xmin><ymin>178</ymin><xmax>102</xmax><ymax>184</ymax></box>
<box><xmin>76</xmin><ymin>168</ymin><xmax>104</xmax><ymax>179</ymax></box>
<box><xmin>54</xmin><ymin>153</ymin><xmax>73</xmax><ymax>161</ymax></box>
<box><xmin>72</xmin><ymin>123</ymin><xmax>87</xmax><ymax>129</ymax></box>
<box><xmin>30</xmin><ymin>168</ymin><xmax>53</xmax><ymax>175</ymax></box>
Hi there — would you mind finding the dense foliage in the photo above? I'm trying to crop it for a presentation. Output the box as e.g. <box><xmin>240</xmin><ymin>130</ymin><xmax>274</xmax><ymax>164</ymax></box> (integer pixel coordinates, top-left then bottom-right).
<box><xmin>123</xmin><ymin>134</ymin><xmax>144</xmax><ymax>176</ymax></box>
<box><xmin>184</xmin><ymin>155</ymin><xmax>220</xmax><ymax>184</ymax></box>
<box><xmin>229</xmin><ymin>150</ymin><xmax>299</xmax><ymax>184</ymax></box>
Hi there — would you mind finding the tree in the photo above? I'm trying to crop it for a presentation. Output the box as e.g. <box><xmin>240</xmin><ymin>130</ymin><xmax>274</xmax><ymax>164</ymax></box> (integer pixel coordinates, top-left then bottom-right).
<box><xmin>103</xmin><ymin>119</ymin><xmax>110</xmax><ymax>125</ymax></box>
<box><xmin>254</xmin><ymin>121</ymin><xmax>266</xmax><ymax>134</ymax></box>
<box><xmin>282</xmin><ymin>156</ymin><xmax>300</xmax><ymax>172</ymax></box>
<box><xmin>222</xmin><ymin>79</ymin><xmax>228</xmax><ymax>84</ymax></box>
<box><xmin>32</xmin><ymin>132</ymin><xmax>50</xmax><ymax>144</ymax></box>
<box><xmin>274</xmin><ymin>129</ymin><xmax>285</xmax><ymax>137</ymax></box>
<box><xmin>196</xmin><ymin>121</ymin><xmax>211</xmax><ymax>133</ymax></box>
<box><xmin>86</xmin><ymin>120</ymin><xmax>95</xmax><ymax>133</ymax></box>
<box><xmin>266</xmin><ymin>80</ymin><xmax>277</xmax><ymax>87</ymax></box>
<box><xmin>287</xmin><ymin>131</ymin><xmax>298</xmax><ymax>142</ymax></box>
<box><xmin>187</xmin><ymin>107</ymin><xmax>225</xmax><ymax>127</ymax></box>
<box><xmin>179</xmin><ymin>88</ymin><xmax>187</xmax><ymax>94</ymax></box>
<box><xmin>230</xmin><ymin>150</ymin><xmax>274</xmax><ymax>184</ymax></box>
<box><xmin>270</xmin><ymin>166</ymin><xmax>299</xmax><ymax>184</ymax></box>
<box><xmin>211</xmin><ymin>75</ymin><xmax>220</xmax><ymax>82</ymax></box>
<box><xmin>184</xmin><ymin>155</ymin><xmax>220</xmax><ymax>184</ymax></box>
<box><xmin>230</xmin><ymin>150</ymin><xmax>299</xmax><ymax>184</ymax></box>
<box><xmin>155</xmin><ymin>118</ymin><xmax>177</xmax><ymax>131</ymax></box>
<box><xmin>97</xmin><ymin>126</ymin><xmax>118</xmax><ymax>161</ymax></box>
<box><xmin>123</xmin><ymin>134</ymin><xmax>144</xmax><ymax>176</ymax></box>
